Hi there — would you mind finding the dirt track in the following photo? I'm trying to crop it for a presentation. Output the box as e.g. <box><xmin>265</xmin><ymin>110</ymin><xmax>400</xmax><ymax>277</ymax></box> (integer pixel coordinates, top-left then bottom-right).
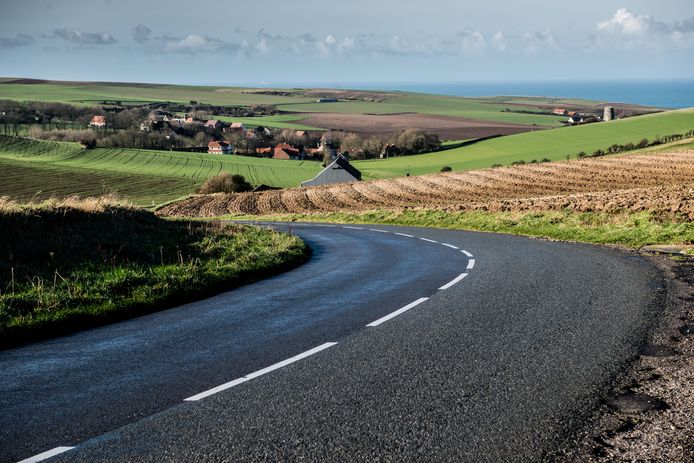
<box><xmin>296</xmin><ymin>112</ymin><xmax>540</xmax><ymax>140</ymax></box>
<box><xmin>158</xmin><ymin>150</ymin><xmax>694</xmax><ymax>221</ymax></box>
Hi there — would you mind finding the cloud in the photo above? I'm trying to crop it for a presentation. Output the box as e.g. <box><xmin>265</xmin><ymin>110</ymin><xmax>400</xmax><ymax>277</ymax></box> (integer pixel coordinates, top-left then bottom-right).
<box><xmin>0</xmin><ymin>34</ymin><xmax>35</xmax><ymax>48</ymax></box>
<box><xmin>458</xmin><ymin>30</ymin><xmax>487</xmax><ymax>53</ymax></box>
<box><xmin>594</xmin><ymin>9</ymin><xmax>694</xmax><ymax>49</ymax></box>
<box><xmin>54</xmin><ymin>28</ymin><xmax>117</xmax><ymax>45</ymax></box>
<box><xmin>597</xmin><ymin>8</ymin><xmax>658</xmax><ymax>36</ymax></box>
<box><xmin>162</xmin><ymin>34</ymin><xmax>231</xmax><ymax>53</ymax></box>
<box><xmin>133</xmin><ymin>24</ymin><xmax>151</xmax><ymax>44</ymax></box>
<box><xmin>299</xmin><ymin>33</ymin><xmax>316</xmax><ymax>43</ymax></box>
<box><xmin>490</xmin><ymin>32</ymin><xmax>506</xmax><ymax>52</ymax></box>
<box><xmin>523</xmin><ymin>29</ymin><xmax>559</xmax><ymax>53</ymax></box>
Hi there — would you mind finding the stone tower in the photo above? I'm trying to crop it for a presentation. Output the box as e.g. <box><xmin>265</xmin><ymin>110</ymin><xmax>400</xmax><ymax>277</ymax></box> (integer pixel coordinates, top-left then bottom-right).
<box><xmin>603</xmin><ymin>106</ymin><xmax>615</xmax><ymax>121</ymax></box>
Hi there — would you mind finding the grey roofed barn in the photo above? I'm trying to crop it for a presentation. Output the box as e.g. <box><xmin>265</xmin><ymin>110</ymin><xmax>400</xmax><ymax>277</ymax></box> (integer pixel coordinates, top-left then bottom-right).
<box><xmin>301</xmin><ymin>154</ymin><xmax>362</xmax><ymax>187</ymax></box>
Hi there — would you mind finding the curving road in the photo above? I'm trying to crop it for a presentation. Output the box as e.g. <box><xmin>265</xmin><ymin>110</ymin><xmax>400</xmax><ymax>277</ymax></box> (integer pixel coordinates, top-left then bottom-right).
<box><xmin>0</xmin><ymin>224</ymin><xmax>663</xmax><ymax>462</ymax></box>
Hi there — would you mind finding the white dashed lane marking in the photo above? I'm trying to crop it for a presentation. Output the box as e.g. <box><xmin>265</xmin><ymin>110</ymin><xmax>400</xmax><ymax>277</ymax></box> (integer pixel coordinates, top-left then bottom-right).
<box><xmin>17</xmin><ymin>447</ymin><xmax>75</xmax><ymax>463</ymax></box>
<box><xmin>439</xmin><ymin>273</ymin><xmax>469</xmax><ymax>290</ymax></box>
<box><xmin>366</xmin><ymin>298</ymin><xmax>430</xmax><ymax>327</ymax></box>
<box><xmin>185</xmin><ymin>342</ymin><xmax>338</xmax><ymax>402</ymax></box>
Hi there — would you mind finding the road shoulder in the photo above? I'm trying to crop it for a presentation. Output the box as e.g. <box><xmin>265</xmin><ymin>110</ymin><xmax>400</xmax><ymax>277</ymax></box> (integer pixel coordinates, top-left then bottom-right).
<box><xmin>556</xmin><ymin>253</ymin><xmax>693</xmax><ymax>462</ymax></box>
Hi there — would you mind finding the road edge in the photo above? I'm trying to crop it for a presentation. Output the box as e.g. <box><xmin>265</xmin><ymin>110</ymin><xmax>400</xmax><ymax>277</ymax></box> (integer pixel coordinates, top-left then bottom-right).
<box><xmin>555</xmin><ymin>252</ymin><xmax>693</xmax><ymax>462</ymax></box>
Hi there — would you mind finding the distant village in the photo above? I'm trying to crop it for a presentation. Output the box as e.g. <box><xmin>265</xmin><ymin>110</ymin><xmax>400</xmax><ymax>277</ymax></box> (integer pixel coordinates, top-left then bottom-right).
<box><xmin>87</xmin><ymin>108</ymin><xmax>441</xmax><ymax>162</ymax></box>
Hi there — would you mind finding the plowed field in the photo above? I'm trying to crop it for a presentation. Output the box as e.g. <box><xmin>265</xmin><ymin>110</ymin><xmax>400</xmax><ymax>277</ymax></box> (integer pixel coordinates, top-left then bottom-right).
<box><xmin>158</xmin><ymin>150</ymin><xmax>694</xmax><ymax>221</ymax></box>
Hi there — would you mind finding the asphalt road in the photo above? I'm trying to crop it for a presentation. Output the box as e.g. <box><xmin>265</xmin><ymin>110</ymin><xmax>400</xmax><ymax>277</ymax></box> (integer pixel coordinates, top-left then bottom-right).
<box><xmin>0</xmin><ymin>224</ymin><xmax>663</xmax><ymax>462</ymax></box>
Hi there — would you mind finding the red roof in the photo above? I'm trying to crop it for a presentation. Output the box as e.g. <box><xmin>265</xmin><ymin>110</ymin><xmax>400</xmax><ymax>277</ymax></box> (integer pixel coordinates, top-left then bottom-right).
<box><xmin>208</xmin><ymin>141</ymin><xmax>230</xmax><ymax>149</ymax></box>
<box><xmin>273</xmin><ymin>143</ymin><xmax>300</xmax><ymax>159</ymax></box>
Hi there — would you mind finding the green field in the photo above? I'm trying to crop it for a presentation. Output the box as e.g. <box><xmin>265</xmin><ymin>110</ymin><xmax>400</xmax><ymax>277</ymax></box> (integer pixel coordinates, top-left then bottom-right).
<box><xmin>0</xmin><ymin>136</ymin><xmax>322</xmax><ymax>204</ymax></box>
<box><xmin>0</xmin><ymin>79</ymin><xmax>595</xmax><ymax>127</ymax></box>
<box><xmin>1</xmin><ymin>104</ymin><xmax>691</xmax><ymax>206</ymax></box>
<box><xmin>353</xmin><ymin>108</ymin><xmax>694</xmax><ymax>178</ymax></box>
<box><xmin>275</xmin><ymin>94</ymin><xmax>570</xmax><ymax>126</ymax></box>
<box><xmin>213</xmin><ymin>114</ymin><xmax>322</xmax><ymax>130</ymax></box>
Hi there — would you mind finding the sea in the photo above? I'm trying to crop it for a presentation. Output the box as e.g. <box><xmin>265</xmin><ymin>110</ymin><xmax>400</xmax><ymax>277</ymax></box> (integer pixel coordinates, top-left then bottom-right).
<box><xmin>264</xmin><ymin>80</ymin><xmax>694</xmax><ymax>109</ymax></box>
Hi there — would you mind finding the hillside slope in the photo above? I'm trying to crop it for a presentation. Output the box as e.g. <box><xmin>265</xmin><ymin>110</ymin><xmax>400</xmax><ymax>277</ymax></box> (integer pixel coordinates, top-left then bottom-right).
<box><xmin>158</xmin><ymin>150</ymin><xmax>694</xmax><ymax>220</ymax></box>
<box><xmin>353</xmin><ymin>108</ymin><xmax>694</xmax><ymax>178</ymax></box>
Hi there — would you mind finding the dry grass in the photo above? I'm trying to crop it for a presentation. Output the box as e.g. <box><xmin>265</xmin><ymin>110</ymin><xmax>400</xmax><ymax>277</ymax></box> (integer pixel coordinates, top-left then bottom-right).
<box><xmin>0</xmin><ymin>193</ymin><xmax>133</xmax><ymax>214</ymax></box>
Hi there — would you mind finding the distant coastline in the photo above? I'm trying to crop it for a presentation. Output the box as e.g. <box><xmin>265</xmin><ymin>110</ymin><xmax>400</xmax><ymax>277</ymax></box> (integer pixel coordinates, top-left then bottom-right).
<box><xmin>260</xmin><ymin>79</ymin><xmax>694</xmax><ymax>109</ymax></box>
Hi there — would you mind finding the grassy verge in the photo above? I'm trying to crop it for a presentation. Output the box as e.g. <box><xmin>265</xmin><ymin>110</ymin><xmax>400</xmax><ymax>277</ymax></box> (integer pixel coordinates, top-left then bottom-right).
<box><xmin>0</xmin><ymin>197</ymin><xmax>309</xmax><ymax>349</ymax></box>
<box><xmin>221</xmin><ymin>209</ymin><xmax>693</xmax><ymax>248</ymax></box>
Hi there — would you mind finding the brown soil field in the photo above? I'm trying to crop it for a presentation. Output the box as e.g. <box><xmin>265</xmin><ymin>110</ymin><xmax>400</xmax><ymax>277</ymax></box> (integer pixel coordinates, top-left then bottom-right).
<box><xmin>296</xmin><ymin>112</ymin><xmax>540</xmax><ymax>140</ymax></box>
<box><xmin>158</xmin><ymin>150</ymin><xmax>694</xmax><ymax>221</ymax></box>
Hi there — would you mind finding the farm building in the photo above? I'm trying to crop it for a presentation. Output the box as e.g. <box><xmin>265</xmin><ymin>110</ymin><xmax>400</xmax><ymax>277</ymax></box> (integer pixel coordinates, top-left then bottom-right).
<box><xmin>149</xmin><ymin>110</ymin><xmax>173</xmax><ymax>122</ymax></box>
<box><xmin>552</xmin><ymin>108</ymin><xmax>568</xmax><ymax>116</ymax></box>
<box><xmin>89</xmin><ymin>115</ymin><xmax>106</xmax><ymax>127</ymax></box>
<box><xmin>208</xmin><ymin>140</ymin><xmax>233</xmax><ymax>154</ymax></box>
<box><xmin>227</xmin><ymin>122</ymin><xmax>247</xmax><ymax>133</ymax></box>
<box><xmin>273</xmin><ymin>143</ymin><xmax>301</xmax><ymax>160</ymax></box>
<box><xmin>204</xmin><ymin>120</ymin><xmax>221</xmax><ymax>129</ymax></box>
<box><xmin>301</xmin><ymin>154</ymin><xmax>361</xmax><ymax>187</ymax></box>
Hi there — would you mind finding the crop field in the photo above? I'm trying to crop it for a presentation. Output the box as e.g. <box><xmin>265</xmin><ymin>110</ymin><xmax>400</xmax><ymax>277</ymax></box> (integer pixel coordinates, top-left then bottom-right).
<box><xmin>0</xmin><ymin>80</ymin><xmax>311</xmax><ymax>106</ymax></box>
<box><xmin>0</xmin><ymin>79</ymin><xmax>627</xmax><ymax>128</ymax></box>
<box><xmin>213</xmin><ymin>114</ymin><xmax>322</xmax><ymax>130</ymax></box>
<box><xmin>353</xmin><ymin>108</ymin><xmax>694</xmax><ymax>178</ymax></box>
<box><xmin>0</xmin><ymin>136</ymin><xmax>321</xmax><ymax>204</ymax></box>
<box><xmin>275</xmin><ymin>94</ymin><xmax>570</xmax><ymax>126</ymax></box>
<box><xmin>158</xmin><ymin>149</ymin><xmax>694</xmax><ymax>221</ymax></box>
<box><xmin>1</xmin><ymin>107</ymin><xmax>690</xmax><ymax>206</ymax></box>
<box><xmin>0</xmin><ymin>158</ymin><xmax>199</xmax><ymax>206</ymax></box>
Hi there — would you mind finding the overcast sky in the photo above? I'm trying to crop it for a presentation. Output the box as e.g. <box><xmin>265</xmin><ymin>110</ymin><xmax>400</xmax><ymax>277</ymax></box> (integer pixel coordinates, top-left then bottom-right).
<box><xmin>0</xmin><ymin>0</ymin><xmax>692</xmax><ymax>86</ymax></box>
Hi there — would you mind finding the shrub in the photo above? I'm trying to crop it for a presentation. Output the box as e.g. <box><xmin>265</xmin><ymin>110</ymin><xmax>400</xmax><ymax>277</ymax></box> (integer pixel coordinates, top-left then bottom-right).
<box><xmin>541</xmin><ymin>158</ymin><xmax>551</xmax><ymax>163</ymax></box>
<box><xmin>491</xmin><ymin>164</ymin><xmax>503</xmax><ymax>168</ymax></box>
<box><xmin>440</xmin><ymin>166</ymin><xmax>452</xmax><ymax>172</ymax></box>
<box><xmin>198</xmin><ymin>172</ymin><xmax>252</xmax><ymax>194</ymax></box>
<box><xmin>79</xmin><ymin>138</ymin><xmax>97</xmax><ymax>149</ymax></box>
<box><xmin>577</xmin><ymin>151</ymin><xmax>587</xmax><ymax>158</ymax></box>
<box><xmin>511</xmin><ymin>160</ymin><xmax>526</xmax><ymax>166</ymax></box>
<box><xmin>592</xmin><ymin>149</ymin><xmax>605</xmax><ymax>157</ymax></box>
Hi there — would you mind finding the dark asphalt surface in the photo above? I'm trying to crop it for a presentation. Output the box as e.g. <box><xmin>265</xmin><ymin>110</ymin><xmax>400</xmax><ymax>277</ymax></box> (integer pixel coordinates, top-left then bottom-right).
<box><xmin>0</xmin><ymin>224</ymin><xmax>663</xmax><ymax>462</ymax></box>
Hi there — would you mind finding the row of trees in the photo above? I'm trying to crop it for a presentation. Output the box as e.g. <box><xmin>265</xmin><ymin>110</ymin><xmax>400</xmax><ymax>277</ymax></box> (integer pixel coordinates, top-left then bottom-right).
<box><xmin>328</xmin><ymin>128</ymin><xmax>441</xmax><ymax>160</ymax></box>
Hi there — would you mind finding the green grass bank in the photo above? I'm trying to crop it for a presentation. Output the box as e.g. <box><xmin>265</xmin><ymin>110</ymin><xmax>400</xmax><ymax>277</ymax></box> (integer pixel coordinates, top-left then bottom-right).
<box><xmin>0</xmin><ymin>197</ymin><xmax>309</xmax><ymax>348</ymax></box>
<box><xmin>223</xmin><ymin>209</ymin><xmax>694</xmax><ymax>249</ymax></box>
